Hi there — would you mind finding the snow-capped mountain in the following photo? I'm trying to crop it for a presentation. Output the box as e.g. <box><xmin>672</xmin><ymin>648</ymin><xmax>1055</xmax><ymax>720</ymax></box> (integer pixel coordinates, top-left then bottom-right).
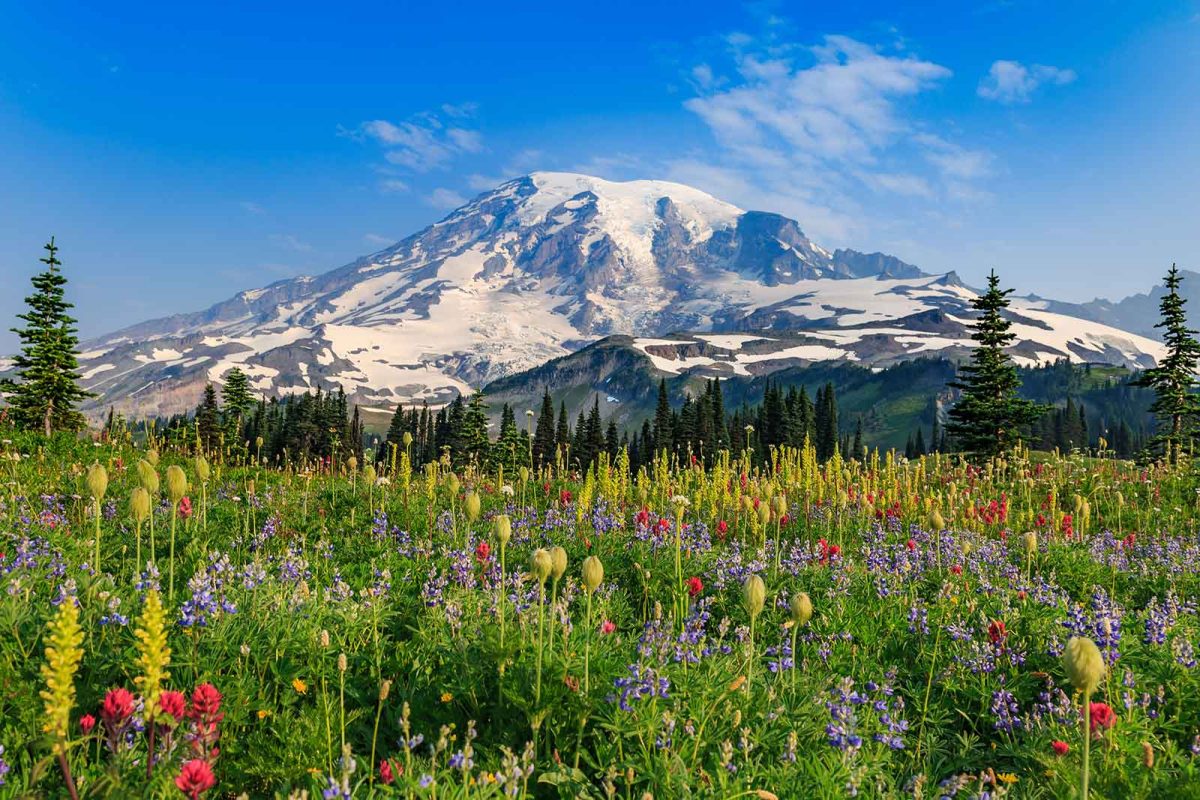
<box><xmin>67</xmin><ymin>172</ymin><xmax>1163</xmax><ymax>418</ymax></box>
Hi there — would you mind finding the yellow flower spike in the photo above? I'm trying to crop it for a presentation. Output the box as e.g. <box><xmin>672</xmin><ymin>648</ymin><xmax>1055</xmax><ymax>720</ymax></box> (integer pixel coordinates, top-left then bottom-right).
<box><xmin>134</xmin><ymin>589</ymin><xmax>171</xmax><ymax>723</ymax></box>
<box><xmin>40</xmin><ymin>599</ymin><xmax>85</xmax><ymax>755</ymax></box>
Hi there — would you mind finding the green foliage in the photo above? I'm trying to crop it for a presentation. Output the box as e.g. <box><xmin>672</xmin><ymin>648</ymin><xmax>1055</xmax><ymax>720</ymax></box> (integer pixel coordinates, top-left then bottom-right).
<box><xmin>0</xmin><ymin>238</ymin><xmax>93</xmax><ymax>435</ymax></box>
<box><xmin>947</xmin><ymin>270</ymin><xmax>1047</xmax><ymax>458</ymax></box>
<box><xmin>1133</xmin><ymin>264</ymin><xmax>1200</xmax><ymax>461</ymax></box>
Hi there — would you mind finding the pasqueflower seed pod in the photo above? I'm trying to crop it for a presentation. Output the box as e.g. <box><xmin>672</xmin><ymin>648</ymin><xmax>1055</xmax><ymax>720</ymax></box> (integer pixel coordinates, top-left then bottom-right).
<box><xmin>464</xmin><ymin>492</ymin><xmax>481</xmax><ymax>523</ymax></box>
<box><xmin>1022</xmin><ymin>530</ymin><xmax>1037</xmax><ymax>557</ymax></box>
<box><xmin>531</xmin><ymin>549</ymin><xmax>553</xmax><ymax>584</ymax></box>
<box><xmin>131</xmin><ymin>487</ymin><xmax>151</xmax><ymax>524</ymax></box>
<box><xmin>493</xmin><ymin>514</ymin><xmax>512</xmax><ymax>546</ymax></box>
<box><xmin>757</xmin><ymin>504</ymin><xmax>771</xmax><ymax>526</ymax></box>
<box><xmin>743</xmin><ymin>575</ymin><xmax>766</xmax><ymax>619</ymax></box>
<box><xmin>146</xmin><ymin>449</ymin><xmax>159</xmax><ymax>466</ymax></box>
<box><xmin>362</xmin><ymin>464</ymin><xmax>377</xmax><ymax>486</ymax></box>
<box><xmin>549</xmin><ymin>546</ymin><xmax>568</xmax><ymax>581</ymax></box>
<box><xmin>790</xmin><ymin>592</ymin><xmax>813</xmax><ymax>626</ymax></box>
<box><xmin>166</xmin><ymin>465</ymin><xmax>188</xmax><ymax>504</ymax></box>
<box><xmin>582</xmin><ymin>555</ymin><xmax>604</xmax><ymax>593</ymax></box>
<box><xmin>138</xmin><ymin>459</ymin><xmax>159</xmax><ymax>494</ymax></box>
<box><xmin>86</xmin><ymin>462</ymin><xmax>108</xmax><ymax>502</ymax></box>
<box><xmin>928</xmin><ymin>509</ymin><xmax>945</xmax><ymax>531</ymax></box>
<box><xmin>1063</xmin><ymin>636</ymin><xmax>1105</xmax><ymax>695</ymax></box>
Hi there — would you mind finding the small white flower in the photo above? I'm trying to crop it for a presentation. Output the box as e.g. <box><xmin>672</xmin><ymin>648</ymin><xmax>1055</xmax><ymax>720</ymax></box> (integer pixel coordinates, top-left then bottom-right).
<box><xmin>501</xmin><ymin>484</ymin><xmax>515</xmax><ymax>496</ymax></box>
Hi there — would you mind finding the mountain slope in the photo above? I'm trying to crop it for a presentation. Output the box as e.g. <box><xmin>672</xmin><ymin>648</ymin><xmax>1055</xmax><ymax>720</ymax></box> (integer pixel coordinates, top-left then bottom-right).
<box><xmin>55</xmin><ymin>172</ymin><xmax>1164</xmax><ymax>419</ymax></box>
<box><xmin>1029</xmin><ymin>269</ymin><xmax>1200</xmax><ymax>341</ymax></box>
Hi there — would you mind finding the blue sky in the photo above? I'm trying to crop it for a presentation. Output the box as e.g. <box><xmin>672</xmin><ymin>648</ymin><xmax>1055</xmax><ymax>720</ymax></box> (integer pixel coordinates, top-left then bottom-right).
<box><xmin>1</xmin><ymin>1</ymin><xmax>1198</xmax><ymax>349</ymax></box>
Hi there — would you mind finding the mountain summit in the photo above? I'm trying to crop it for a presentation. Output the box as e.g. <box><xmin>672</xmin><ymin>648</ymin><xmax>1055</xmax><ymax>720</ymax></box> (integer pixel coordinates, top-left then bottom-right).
<box><xmin>70</xmin><ymin>172</ymin><xmax>1161</xmax><ymax>418</ymax></box>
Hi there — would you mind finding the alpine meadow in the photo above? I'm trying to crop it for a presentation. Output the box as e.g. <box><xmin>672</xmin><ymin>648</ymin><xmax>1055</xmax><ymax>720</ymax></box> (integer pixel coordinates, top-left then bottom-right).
<box><xmin>3</xmin><ymin>4</ymin><xmax>1200</xmax><ymax>799</ymax></box>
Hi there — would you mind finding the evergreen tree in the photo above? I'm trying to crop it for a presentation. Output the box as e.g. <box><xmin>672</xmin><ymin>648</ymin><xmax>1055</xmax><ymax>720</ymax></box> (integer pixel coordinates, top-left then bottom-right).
<box><xmin>814</xmin><ymin>382</ymin><xmax>838</xmax><ymax>461</ymax></box>
<box><xmin>570</xmin><ymin>408</ymin><xmax>588</xmax><ymax>467</ymax></box>
<box><xmin>196</xmin><ymin>384</ymin><xmax>222</xmax><ymax>453</ymax></box>
<box><xmin>946</xmin><ymin>270</ymin><xmax>1046</xmax><ymax>458</ymax></box>
<box><xmin>532</xmin><ymin>389</ymin><xmax>557</xmax><ymax>466</ymax></box>
<box><xmin>1133</xmin><ymin>264</ymin><xmax>1200</xmax><ymax>460</ymax></box>
<box><xmin>459</xmin><ymin>393</ymin><xmax>490</xmax><ymax>467</ymax></box>
<box><xmin>221</xmin><ymin>367</ymin><xmax>254</xmax><ymax>435</ymax></box>
<box><xmin>384</xmin><ymin>402</ymin><xmax>407</xmax><ymax>463</ymax></box>
<box><xmin>605</xmin><ymin>419</ymin><xmax>619</xmax><ymax>457</ymax></box>
<box><xmin>492</xmin><ymin>403</ymin><xmax>524</xmax><ymax>474</ymax></box>
<box><xmin>1</xmin><ymin>238</ymin><xmax>93</xmax><ymax>434</ymax></box>
<box><xmin>349</xmin><ymin>405</ymin><xmax>365</xmax><ymax>461</ymax></box>
<box><xmin>555</xmin><ymin>401</ymin><xmax>571</xmax><ymax>456</ymax></box>
<box><xmin>652</xmin><ymin>379</ymin><xmax>673</xmax><ymax>457</ymax></box>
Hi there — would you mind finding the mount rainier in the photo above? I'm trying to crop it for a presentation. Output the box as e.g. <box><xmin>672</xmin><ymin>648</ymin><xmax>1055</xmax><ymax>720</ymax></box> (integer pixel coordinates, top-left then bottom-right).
<box><xmin>65</xmin><ymin>172</ymin><xmax>1164</xmax><ymax>418</ymax></box>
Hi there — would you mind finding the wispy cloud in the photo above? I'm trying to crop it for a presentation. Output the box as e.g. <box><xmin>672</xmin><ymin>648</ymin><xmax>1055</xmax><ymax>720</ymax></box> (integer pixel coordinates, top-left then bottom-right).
<box><xmin>239</xmin><ymin>201</ymin><xmax>265</xmax><ymax>216</ymax></box>
<box><xmin>424</xmin><ymin>187</ymin><xmax>468</xmax><ymax>208</ymax></box>
<box><xmin>679</xmin><ymin>32</ymin><xmax>989</xmax><ymax>243</ymax></box>
<box><xmin>977</xmin><ymin>60</ymin><xmax>1076</xmax><ymax>104</ymax></box>
<box><xmin>345</xmin><ymin>105</ymin><xmax>484</xmax><ymax>184</ymax></box>
<box><xmin>268</xmin><ymin>233</ymin><xmax>313</xmax><ymax>253</ymax></box>
<box><xmin>363</xmin><ymin>233</ymin><xmax>394</xmax><ymax>246</ymax></box>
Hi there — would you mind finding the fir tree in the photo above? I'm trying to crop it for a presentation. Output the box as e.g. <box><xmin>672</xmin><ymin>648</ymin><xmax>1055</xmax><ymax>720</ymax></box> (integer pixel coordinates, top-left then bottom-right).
<box><xmin>652</xmin><ymin>379</ymin><xmax>672</xmax><ymax>457</ymax></box>
<box><xmin>459</xmin><ymin>393</ymin><xmax>490</xmax><ymax>467</ymax></box>
<box><xmin>814</xmin><ymin>382</ymin><xmax>838</xmax><ymax>461</ymax></box>
<box><xmin>1133</xmin><ymin>264</ymin><xmax>1200</xmax><ymax>460</ymax></box>
<box><xmin>555</xmin><ymin>401</ymin><xmax>571</xmax><ymax>455</ymax></box>
<box><xmin>946</xmin><ymin>270</ymin><xmax>1046</xmax><ymax>458</ymax></box>
<box><xmin>605</xmin><ymin>419</ymin><xmax>619</xmax><ymax>457</ymax></box>
<box><xmin>196</xmin><ymin>384</ymin><xmax>222</xmax><ymax>453</ymax></box>
<box><xmin>221</xmin><ymin>367</ymin><xmax>254</xmax><ymax>434</ymax></box>
<box><xmin>532</xmin><ymin>389</ymin><xmax>557</xmax><ymax>466</ymax></box>
<box><xmin>1</xmin><ymin>238</ymin><xmax>93</xmax><ymax>434</ymax></box>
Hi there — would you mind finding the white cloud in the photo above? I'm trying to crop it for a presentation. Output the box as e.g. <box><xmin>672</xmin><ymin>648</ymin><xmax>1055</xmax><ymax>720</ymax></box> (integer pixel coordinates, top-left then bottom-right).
<box><xmin>680</xmin><ymin>33</ymin><xmax>987</xmax><ymax>243</ymax></box>
<box><xmin>977</xmin><ymin>60</ymin><xmax>1076</xmax><ymax>104</ymax></box>
<box><xmin>239</xmin><ymin>201</ymin><xmax>265</xmax><ymax>216</ymax></box>
<box><xmin>424</xmin><ymin>188</ymin><xmax>468</xmax><ymax>208</ymax></box>
<box><xmin>379</xmin><ymin>178</ymin><xmax>409</xmax><ymax>193</ymax></box>
<box><xmin>347</xmin><ymin>105</ymin><xmax>484</xmax><ymax>187</ymax></box>
<box><xmin>686</xmin><ymin>35</ymin><xmax>951</xmax><ymax>169</ymax></box>
<box><xmin>363</xmin><ymin>233</ymin><xmax>394</xmax><ymax>246</ymax></box>
<box><xmin>913</xmin><ymin>133</ymin><xmax>992</xmax><ymax>180</ymax></box>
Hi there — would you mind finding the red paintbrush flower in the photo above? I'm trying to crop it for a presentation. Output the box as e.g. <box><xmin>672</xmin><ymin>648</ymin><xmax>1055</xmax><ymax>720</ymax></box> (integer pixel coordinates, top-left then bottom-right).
<box><xmin>160</xmin><ymin>690</ymin><xmax>187</xmax><ymax>722</ymax></box>
<box><xmin>174</xmin><ymin>759</ymin><xmax>215</xmax><ymax>799</ymax></box>
<box><xmin>101</xmin><ymin>687</ymin><xmax>135</xmax><ymax>724</ymax></box>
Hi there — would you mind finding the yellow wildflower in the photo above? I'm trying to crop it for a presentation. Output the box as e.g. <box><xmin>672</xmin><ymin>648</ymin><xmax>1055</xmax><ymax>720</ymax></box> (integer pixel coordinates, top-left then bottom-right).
<box><xmin>292</xmin><ymin>677</ymin><xmax>308</xmax><ymax>695</ymax></box>
<box><xmin>40</xmin><ymin>600</ymin><xmax>85</xmax><ymax>755</ymax></box>
<box><xmin>257</xmin><ymin>709</ymin><xmax>271</xmax><ymax>720</ymax></box>
<box><xmin>996</xmin><ymin>773</ymin><xmax>1018</xmax><ymax>785</ymax></box>
<box><xmin>134</xmin><ymin>589</ymin><xmax>171</xmax><ymax>723</ymax></box>
<box><xmin>441</xmin><ymin>691</ymin><xmax>453</xmax><ymax>703</ymax></box>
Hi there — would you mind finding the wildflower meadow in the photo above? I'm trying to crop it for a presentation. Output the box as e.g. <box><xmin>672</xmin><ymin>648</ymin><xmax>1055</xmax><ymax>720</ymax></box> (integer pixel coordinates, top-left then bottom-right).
<box><xmin>1</xmin><ymin>432</ymin><xmax>1199</xmax><ymax>799</ymax></box>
